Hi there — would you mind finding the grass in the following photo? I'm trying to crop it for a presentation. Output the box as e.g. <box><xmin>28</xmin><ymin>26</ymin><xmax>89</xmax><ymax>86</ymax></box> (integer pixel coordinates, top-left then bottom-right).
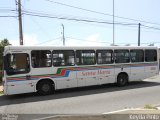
<box><xmin>0</xmin><ymin>81</ymin><xmax>3</xmax><ymax>95</ymax></box>
<box><xmin>144</xmin><ymin>104</ymin><xmax>158</xmax><ymax>110</ymax></box>
<box><xmin>0</xmin><ymin>91</ymin><xmax>3</xmax><ymax>96</ymax></box>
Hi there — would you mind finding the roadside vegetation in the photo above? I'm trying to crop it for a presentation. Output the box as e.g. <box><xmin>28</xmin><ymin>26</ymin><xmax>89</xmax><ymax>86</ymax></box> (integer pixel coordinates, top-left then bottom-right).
<box><xmin>0</xmin><ymin>91</ymin><xmax>3</xmax><ymax>96</ymax></box>
<box><xmin>144</xmin><ymin>104</ymin><xmax>158</xmax><ymax>110</ymax></box>
<box><xmin>0</xmin><ymin>39</ymin><xmax>11</xmax><ymax>83</ymax></box>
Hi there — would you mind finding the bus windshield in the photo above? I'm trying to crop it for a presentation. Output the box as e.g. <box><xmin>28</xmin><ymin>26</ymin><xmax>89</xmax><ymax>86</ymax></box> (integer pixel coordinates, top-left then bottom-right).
<box><xmin>5</xmin><ymin>53</ymin><xmax>30</xmax><ymax>75</ymax></box>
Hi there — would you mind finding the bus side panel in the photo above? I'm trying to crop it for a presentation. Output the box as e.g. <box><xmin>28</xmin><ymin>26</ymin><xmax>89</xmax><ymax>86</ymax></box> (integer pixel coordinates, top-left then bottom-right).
<box><xmin>56</xmin><ymin>70</ymin><xmax>77</xmax><ymax>89</ymax></box>
<box><xmin>114</xmin><ymin>64</ymin><xmax>131</xmax><ymax>81</ymax></box>
<box><xmin>144</xmin><ymin>62</ymin><xmax>159</xmax><ymax>79</ymax></box>
<box><xmin>77</xmin><ymin>66</ymin><xmax>115</xmax><ymax>87</ymax></box>
<box><xmin>130</xmin><ymin>64</ymin><xmax>145</xmax><ymax>81</ymax></box>
<box><xmin>6</xmin><ymin>80</ymin><xmax>35</xmax><ymax>95</ymax></box>
<box><xmin>77</xmin><ymin>69</ymin><xmax>99</xmax><ymax>87</ymax></box>
<box><xmin>97</xmin><ymin>66</ymin><xmax>115</xmax><ymax>84</ymax></box>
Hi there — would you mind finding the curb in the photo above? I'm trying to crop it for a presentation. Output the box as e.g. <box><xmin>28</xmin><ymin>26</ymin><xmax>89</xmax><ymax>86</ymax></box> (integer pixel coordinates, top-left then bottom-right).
<box><xmin>103</xmin><ymin>109</ymin><xmax>130</xmax><ymax>114</ymax></box>
<box><xmin>103</xmin><ymin>107</ymin><xmax>160</xmax><ymax>115</ymax></box>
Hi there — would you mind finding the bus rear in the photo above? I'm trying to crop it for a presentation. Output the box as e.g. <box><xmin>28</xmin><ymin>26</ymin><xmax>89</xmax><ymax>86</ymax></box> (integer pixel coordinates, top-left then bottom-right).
<box><xmin>3</xmin><ymin>46</ymin><xmax>35</xmax><ymax>95</ymax></box>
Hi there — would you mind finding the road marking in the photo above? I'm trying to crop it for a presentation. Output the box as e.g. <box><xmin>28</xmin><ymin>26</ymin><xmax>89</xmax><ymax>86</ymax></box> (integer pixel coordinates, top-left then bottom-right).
<box><xmin>157</xmin><ymin>107</ymin><xmax>160</xmax><ymax>110</ymax></box>
<box><xmin>102</xmin><ymin>109</ymin><xmax>129</xmax><ymax>114</ymax></box>
<box><xmin>33</xmin><ymin>114</ymin><xmax>79</xmax><ymax>120</ymax></box>
<box><xmin>103</xmin><ymin>106</ymin><xmax>160</xmax><ymax>114</ymax></box>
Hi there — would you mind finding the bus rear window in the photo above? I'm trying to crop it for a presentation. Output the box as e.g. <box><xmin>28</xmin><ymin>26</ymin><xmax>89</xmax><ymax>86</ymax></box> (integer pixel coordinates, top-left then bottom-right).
<box><xmin>6</xmin><ymin>53</ymin><xmax>30</xmax><ymax>75</ymax></box>
<box><xmin>145</xmin><ymin>50</ymin><xmax>157</xmax><ymax>62</ymax></box>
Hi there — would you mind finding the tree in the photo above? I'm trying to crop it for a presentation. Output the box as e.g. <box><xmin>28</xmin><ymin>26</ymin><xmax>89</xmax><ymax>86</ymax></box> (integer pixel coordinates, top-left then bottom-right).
<box><xmin>0</xmin><ymin>38</ymin><xmax>11</xmax><ymax>46</ymax></box>
<box><xmin>0</xmin><ymin>38</ymin><xmax>11</xmax><ymax>61</ymax></box>
<box><xmin>0</xmin><ymin>39</ymin><xmax>11</xmax><ymax>82</ymax></box>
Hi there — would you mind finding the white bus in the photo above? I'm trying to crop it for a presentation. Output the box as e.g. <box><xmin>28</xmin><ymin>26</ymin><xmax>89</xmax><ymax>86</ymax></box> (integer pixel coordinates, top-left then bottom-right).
<box><xmin>2</xmin><ymin>46</ymin><xmax>159</xmax><ymax>95</ymax></box>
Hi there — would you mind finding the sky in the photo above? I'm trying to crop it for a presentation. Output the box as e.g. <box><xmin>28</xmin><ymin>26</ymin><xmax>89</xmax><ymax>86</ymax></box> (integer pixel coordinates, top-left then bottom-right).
<box><xmin>0</xmin><ymin>0</ymin><xmax>160</xmax><ymax>47</ymax></box>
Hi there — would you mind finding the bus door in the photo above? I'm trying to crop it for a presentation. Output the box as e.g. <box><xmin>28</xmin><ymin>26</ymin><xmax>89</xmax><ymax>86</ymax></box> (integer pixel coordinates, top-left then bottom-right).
<box><xmin>4</xmin><ymin>52</ymin><xmax>34</xmax><ymax>95</ymax></box>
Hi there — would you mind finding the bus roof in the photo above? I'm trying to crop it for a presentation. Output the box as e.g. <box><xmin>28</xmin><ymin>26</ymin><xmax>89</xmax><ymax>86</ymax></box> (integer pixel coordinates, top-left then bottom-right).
<box><xmin>4</xmin><ymin>45</ymin><xmax>158</xmax><ymax>51</ymax></box>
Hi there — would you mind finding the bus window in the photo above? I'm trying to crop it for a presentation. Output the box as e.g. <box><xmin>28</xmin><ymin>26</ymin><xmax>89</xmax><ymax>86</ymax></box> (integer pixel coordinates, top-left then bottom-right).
<box><xmin>114</xmin><ymin>50</ymin><xmax>130</xmax><ymax>63</ymax></box>
<box><xmin>145</xmin><ymin>50</ymin><xmax>157</xmax><ymax>62</ymax></box>
<box><xmin>130</xmin><ymin>50</ymin><xmax>144</xmax><ymax>62</ymax></box>
<box><xmin>96</xmin><ymin>50</ymin><xmax>113</xmax><ymax>64</ymax></box>
<box><xmin>31</xmin><ymin>50</ymin><xmax>51</xmax><ymax>68</ymax></box>
<box><xmin>6</xmin><ymin>53</ymin><xmax>30</xmax><ymax>75</ymax></box>
<box><xmin>53</xmin><ymin>50</ymin><xmax>75</xmax><ymax>66</ymax></box>
<box><xmin>76</xmin><ymin>50</ymin><xmax>95</xmax><ymax>65</ymax></box>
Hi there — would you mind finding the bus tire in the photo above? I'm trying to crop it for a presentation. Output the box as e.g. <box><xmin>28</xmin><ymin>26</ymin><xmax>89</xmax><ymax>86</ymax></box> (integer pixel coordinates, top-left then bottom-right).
<box><xmin>37</xmin><ymin>81</ymin><xmax>54</xmax><ymax>95</ymax></box>
<box><xmin>117</xmin><ymin>73</ymin><xmax>128</xmax><ymax>87</ymax></box>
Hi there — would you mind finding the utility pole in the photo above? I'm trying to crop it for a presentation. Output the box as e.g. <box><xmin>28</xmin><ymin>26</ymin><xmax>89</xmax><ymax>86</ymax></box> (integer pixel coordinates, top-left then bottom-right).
<box><xmin>113</xmin><ymin>0</ymin><xmax>115</xmax><ymax>46</ymax></box>
<box><xmin>62</xmin><ymin>24</ymin><xmax>65</xmax><ymax>46</ymax></box>
<box><xmin>18</xmin><ymin>0</ymin><xmax>23</xmax><ymax>45</ymax></box>
<box><xmin>138</xmin><ymin>23</ymin><xmax>141</xmax><ymax>46</ymax></box>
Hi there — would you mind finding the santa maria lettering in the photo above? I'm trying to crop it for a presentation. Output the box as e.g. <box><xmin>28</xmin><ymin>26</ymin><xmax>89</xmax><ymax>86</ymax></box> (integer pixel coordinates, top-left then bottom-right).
<box><xmin>81</xmin><ymin>70</ymin><xmax>110</xmax><ymax>76</ymax></box>
<box><xmin>98</xmin><ymin>70</ymin><xmax>110</xmax><ymax>75</ymax></box>
<box><xmin>82</xmin><ymin>71</ymin><xmax>96</xmax><ymax>76</ymax></box>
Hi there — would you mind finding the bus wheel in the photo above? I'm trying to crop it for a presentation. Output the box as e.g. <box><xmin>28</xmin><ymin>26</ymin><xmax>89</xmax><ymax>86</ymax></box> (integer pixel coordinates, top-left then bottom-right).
<box><xmin>117</xmin><ymin>73</ymin><xmax>128</xmax><ymax>87</ymax></box>
<box><xmin>37</xmin><ymin>81</ymin><xmax>54</xmax><ymax>95</ymax></box>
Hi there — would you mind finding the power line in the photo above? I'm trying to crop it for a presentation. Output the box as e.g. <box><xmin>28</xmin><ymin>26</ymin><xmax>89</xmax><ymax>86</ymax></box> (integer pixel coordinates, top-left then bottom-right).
<box><xmin>2</xmin><ymin>9</ymin><xmax>160</xmax><ymax>32</ymax></box>
<box><xmin>24</xmin><ymin>8</ymin><xmax>136</xmax><ymax>25</ymax></box>
<box><xmin>45</xmin><ymin>0</ymin><xmax>111</xmax><ymax>15</ymax></box>
<box><xmin>0</xmin><ymin>8</ymin><xmax>16</xmax><ymax>10</ymax></box>
<box><xmin>22</xmin><ymin>9</ymin><xmax>138</xmax><ymax>25</ymax></box>
<box><xmin>66</xmin><ymin>37</ymin><xmax>160</xmax><ymax>45</ymax></box>
<box><xmin>22</xmin><ymin>11</ymin><xmax>160</xmax><ymax>31</ymax></box>
<box><xmin>23</xmin><ymin>12</ymin><xmax>113</xmax><ymax>24</ymax></box>
<box><xmin>29</xmin><ymin>15</ymin><xmax>53</xmax><ymax>39</ymax></box>
<box><xmin>0</xmin><ymin>15</ymin><xmax>17</xmax><ymax>17</ymax></box>
<box><xmin>0</xmin><ymin>9</ymin><xmax>14</xmax><ymax>12</ymax></box>
<box><xmin>44</xmin><ymin>0</ymin><xmax>160</xmax><ymax>26</ymax></box>
<box><xmin>22</xmin><ymin>11</ymin><xmax>137</xmax><ymax>26</ymax></box>
<box><xmin>15</xmin><ymin>0</ymin><xmax>18</xmax><ymax>11</ymax></box>
<box><xmin>35</xmin><ymin>37</ymin><xmax>61</xmax><ymax>45</ymax></box>
<box><xmin>141</xmin><ymin>25</ymin><xmax>160</xmax><ymax>31</ymax></box>
<box><xmin>3</xmin><ymin>8</ymin><xmax>160</xmax><ymax>30</ymax></box>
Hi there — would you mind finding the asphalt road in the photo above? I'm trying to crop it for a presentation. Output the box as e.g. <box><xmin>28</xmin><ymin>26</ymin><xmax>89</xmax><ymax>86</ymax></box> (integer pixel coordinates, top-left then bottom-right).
<box><xmin>0</xmin><ymin>75</ymin><xmax>160</xmax><ymax>118</ymax></box>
